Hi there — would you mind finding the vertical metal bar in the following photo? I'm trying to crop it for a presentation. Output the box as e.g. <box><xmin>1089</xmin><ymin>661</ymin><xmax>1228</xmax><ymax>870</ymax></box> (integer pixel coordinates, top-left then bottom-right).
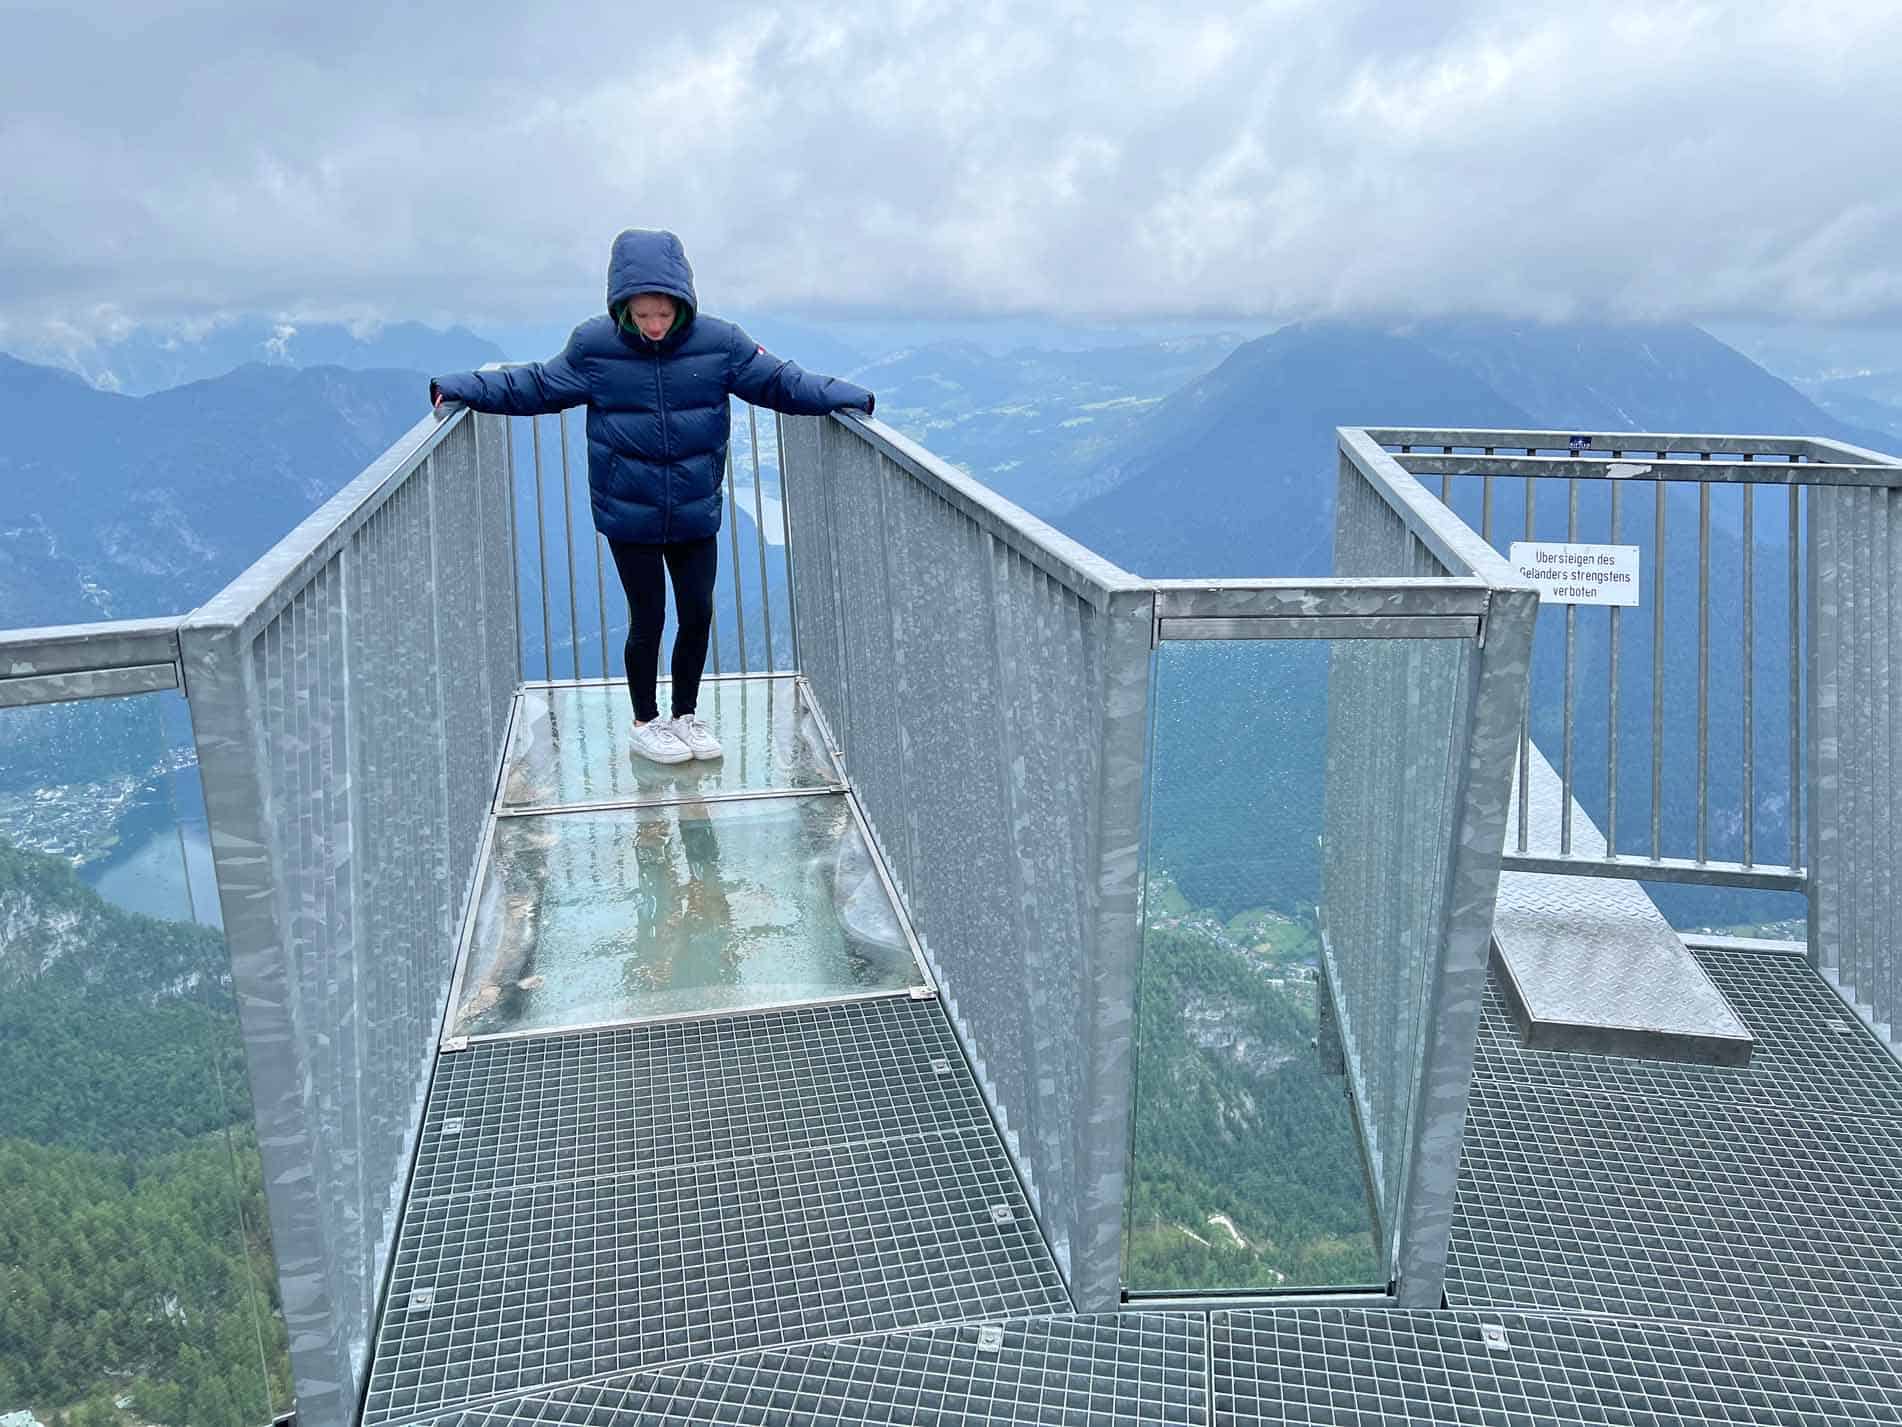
<box><xmin>1790</xmin><ymin>478</ymin><xmax>1802</xmax><ymax>873</ymax></box>
<box><xmin>1652</xmin><ymin>471</ymin><xmax>1666</xmax><ymax>860</ymax></box>
<box><xmin>1517</xmin><ymin>465</ymin><xmax>1534</xmax><ymax>852</ymax></box>
<box><xmin>596</xmin><ymin>533</ymin><xmax>610</xmax><ymax>681</ymax></box>
<box><xmin>530</xmin><ymin>416</ymin><xmax>553</xmax><ymax>681</ymax></box>
<box><xmin>1743</xmin><ymin>480</ymin><xmax>1755</xmax><ymax>865</ymax></box>
<box><xmin>776</xmin><ymin>413</ymin><xmax>802</xmax><ymax>672</ymax></box>
<box><xmin>503</xmin><ymin>416</ymin><xmax>523</xmax><ymax>683</ymax></box>
<box><xmin>1608</xmin><ymin>471</ymin><xmax>1622</xmax><ymax>856</ymax></box>
<box><xmin>1561</xmin><ymin>476</ymin><xmax>1578</xmax><ymax>854</ymax></box>
<box><xmin>1698</xmin><ymin>479</ymin><xmax>1711</xmax><ymax>863</ymax></box>
<box><xmin>1480</xmin><ymin>458</ymin><xmax>1495</xmax><ymax>547</ymax></box>
<box><xmin>558</xmin><ymin>409</ymin><xmax>581</xmax><ymax>682</ymax></box>
<box><xmin>725</xmin><ymin>439</ymin><xmax>747</xmax><ymax>674</ymax></box>
<box><xmin>1392</xmin><ymin>581</ymin><xmax>1539</xmax><ymax>1307</ymax></box>
<box><xmin>748</xmin><ymin>405</ymin><xmax>775</xmax><ymax>669</ymax></box>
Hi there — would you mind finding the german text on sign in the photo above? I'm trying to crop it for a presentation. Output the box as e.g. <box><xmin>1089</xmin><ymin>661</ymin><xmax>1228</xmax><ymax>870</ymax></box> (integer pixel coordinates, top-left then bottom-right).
<box><xmin>1508</xmin><ymin>542</ymin><xmax>1641</xmax><ymax>606</ymax></box>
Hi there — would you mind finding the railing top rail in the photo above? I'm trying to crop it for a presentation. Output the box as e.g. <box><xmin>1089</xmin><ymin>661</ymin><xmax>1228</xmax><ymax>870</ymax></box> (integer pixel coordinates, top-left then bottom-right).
<box><xmin>1150</xmin><ymin>578</ymin><xmax>1492</xmax><ymax>621</ymax></box>
<box><xmin>829</xmin><ymin>410</ymin><xmax>1148</xmax><ymax>605</ymax></box>
<box><xmin>1391</xmin><ymin>451</ymin><xmax>1902</xmax><ymax>488</ymax></box>
<box><xmin>1807</xmin><ymin>434</ymin><xmax>1902</xmax><ymax>468</ymax></box>
<box><xmin>184</xmin><ymin>406</ymin><xmax>469</xmax><ymax>643</ymax></box>
<box><xmin>1338</xmin><ymin>428</ymin><xmax>1536</xmax><ymax>594</ymax></box>
<box><xmin>1361</xmin><ymin>426</ymin><xmax>1894</xmax><ymax>464</ymax></box>
<box><xmin>1</xmin><ymin>615</ymin><xmax>184</xmax><ymax>677</ymax></box>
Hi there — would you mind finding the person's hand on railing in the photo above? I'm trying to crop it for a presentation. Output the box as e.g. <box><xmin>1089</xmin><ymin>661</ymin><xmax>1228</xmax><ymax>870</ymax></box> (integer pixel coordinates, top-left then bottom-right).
<box><xmin>429</xmin><ymin>380</ymin><xmax>461</xmax><ymax>417</ymax></box>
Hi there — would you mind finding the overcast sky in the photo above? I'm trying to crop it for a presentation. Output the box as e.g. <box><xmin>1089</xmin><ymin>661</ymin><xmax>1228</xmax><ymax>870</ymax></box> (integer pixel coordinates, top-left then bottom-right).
<box><xmin>4</xmin><ymin>0</ymin><xmax>1901</xmax><ymax>350</ymax></box>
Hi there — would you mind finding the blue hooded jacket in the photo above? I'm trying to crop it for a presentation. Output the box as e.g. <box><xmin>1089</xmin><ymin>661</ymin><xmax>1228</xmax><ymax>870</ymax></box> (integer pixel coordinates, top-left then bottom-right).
<box><xmin>431</xmin><ymin>229</ymin><xmax>873</xmax><ymax>544</ymax></box>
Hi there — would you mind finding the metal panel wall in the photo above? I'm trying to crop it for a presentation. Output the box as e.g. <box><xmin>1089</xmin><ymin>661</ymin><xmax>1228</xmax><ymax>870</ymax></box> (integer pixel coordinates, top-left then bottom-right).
<box><xmin>1321</xmin><ymin>633</ymin><xmax>1473</xmax><ymax>1246</ymax></box>
<box><xmin>179</xmin><ymin>409</ymin><xmax>519</xmax><ymax>1427</ymax></box>
<box><xmin>1327</xmin><ymin>438</ymin><xmax>1540</xmax><ymax>1305</ymax></box>
<box><xmin>779</xmin><ymin>413</ymin><xmax>1152</xmax><ymax>1309</ymax></box>
<box><xmin>1808</xmin><ymin>484</ymin><xmax>1900</xmax><ymax>1056</ymax></box>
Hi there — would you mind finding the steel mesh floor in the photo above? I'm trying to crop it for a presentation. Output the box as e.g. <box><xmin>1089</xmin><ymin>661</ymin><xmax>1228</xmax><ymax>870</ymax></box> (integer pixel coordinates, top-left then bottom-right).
<box><xmin>444</xmin><ymin>1314</ymin><xmax>1206</xmax><ymax>1426</ymax></box>
<box><xmin>411</xmin><ymin>999</ymin><xmax>993</xmax><ymax>1203</ymax></box>
<box><xmin>1452</xmin><ymin>947</ymin><xmax>1902</xmax><ymax>1346</ymax></box>
<box><xmin>364</xmin><ymin>998</ymin><xmax>1068</xmax><ymax>1425</ymax></box>
<box><xmin>367</xmin><ymin>939</ymin><xmax>1902</xmax><ymax>1426</ymax></box>
<box><xmin>1470</xmin><ymin>946</ymin><xmax>1902</xmax><ymax>1120</ymax></box>
<box><xmin>1214</xmin><ymin>1308</ymin><xmax>1902</xmax><ymax>1426</ymax></box>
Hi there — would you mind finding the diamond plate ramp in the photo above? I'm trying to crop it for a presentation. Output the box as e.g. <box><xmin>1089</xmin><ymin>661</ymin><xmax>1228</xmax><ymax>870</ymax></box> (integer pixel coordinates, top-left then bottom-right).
<box><xmin>1494</xmin><ymin>746</ymin><xmax>1753</xmax><ymax>1064</ymax></box>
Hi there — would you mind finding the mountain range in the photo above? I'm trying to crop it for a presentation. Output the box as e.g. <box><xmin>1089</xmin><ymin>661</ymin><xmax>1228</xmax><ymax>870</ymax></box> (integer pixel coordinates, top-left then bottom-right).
<box><xmin>1057</xmin><ymin>318</ymin><xmax>1901</xmax><ymax>579</ymax></box>
<box><xmin>12</xmin><ymin>318</ymin><xmax>503</xmax><ymax>397</ymax></box>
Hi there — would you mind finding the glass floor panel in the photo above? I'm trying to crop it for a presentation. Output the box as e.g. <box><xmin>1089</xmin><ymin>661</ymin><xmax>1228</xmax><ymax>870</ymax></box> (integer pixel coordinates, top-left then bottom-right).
<box><xmin>500</xmin><ymin>677</ymin><xmax>840</xmax><ymax>811</ymax></box>
<box><xmin>451</xmin><ymin>793</ymin><xmax>921</xmax><ymax>1038</ymax></box>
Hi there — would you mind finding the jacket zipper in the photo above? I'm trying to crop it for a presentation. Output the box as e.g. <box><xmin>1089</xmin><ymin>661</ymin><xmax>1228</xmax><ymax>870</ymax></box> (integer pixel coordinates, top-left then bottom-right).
<box><xmin>653</xmin><ymin>351</ymin><xmax>672</xmax><ymax>541</ymax></box>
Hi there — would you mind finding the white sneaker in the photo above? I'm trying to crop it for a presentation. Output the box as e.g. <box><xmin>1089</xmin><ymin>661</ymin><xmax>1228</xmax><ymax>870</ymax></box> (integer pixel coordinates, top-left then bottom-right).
<box><xmin>668</xmin><ymin>713</ymin><xmax>723</xmax><ymax>760</ymax></box>
<box><xmin>629</xmin><ymin>718</ymin><xmax>692</xmax><ymax>765</ymax></box>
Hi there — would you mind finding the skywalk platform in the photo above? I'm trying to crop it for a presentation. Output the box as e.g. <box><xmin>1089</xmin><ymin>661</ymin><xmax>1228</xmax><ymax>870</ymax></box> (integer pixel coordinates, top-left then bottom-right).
<box><xmin>354</xmin><ymin>679</ymin><xmax>1902</xmax><ymax>1426</ymax></box>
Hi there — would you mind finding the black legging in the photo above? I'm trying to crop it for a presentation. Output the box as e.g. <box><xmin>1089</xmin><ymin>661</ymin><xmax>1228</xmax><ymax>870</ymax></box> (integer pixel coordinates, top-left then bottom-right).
<box><xmin>607</xmin><ymin>536</ymin><xmax>718</xmax><ymax>723</ymax></box>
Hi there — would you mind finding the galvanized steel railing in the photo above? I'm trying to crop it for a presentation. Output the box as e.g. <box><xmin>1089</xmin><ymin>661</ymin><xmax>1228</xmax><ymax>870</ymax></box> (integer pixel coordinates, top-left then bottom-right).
<box><xmin>179</xmin><ymin>405</ymin><xmax>519</xmax><ymax>1427</ymax></box>
<box><xmin>504</xmin><ymin>397</ymin><xmax>793</xmax><ymax>681</ymax></box>
<box><xmin>1367</xmin><ymin>427</ymin><xmax>1902</xmax><ymax>1050</ymax></box>
<box><xmin>777</xmin><ymin>414</ymin><xmax>1539</xmax><ymax>1310</ymax></box>
<box><xmin>777</xmin><ymin>410</ymin><xmax>1154</xmax><ymax>1309</ymax></box>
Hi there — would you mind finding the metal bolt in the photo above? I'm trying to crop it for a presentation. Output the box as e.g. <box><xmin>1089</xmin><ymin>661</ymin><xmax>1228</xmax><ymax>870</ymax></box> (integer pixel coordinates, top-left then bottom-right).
<box><xmin>1480</xmin><ymin>1323</ymin><xmax>1509</xmax><ymax>1351</ymax></box>
<box><xmin>976</xmin><ymin>1325</ymin><xmax>1004</xmax><ymax>1353</ymax></box>
<box><xmin>990</xmin><ymin>1204</ymin><xmax>1015</xmax><ymax>1225</ymax></box>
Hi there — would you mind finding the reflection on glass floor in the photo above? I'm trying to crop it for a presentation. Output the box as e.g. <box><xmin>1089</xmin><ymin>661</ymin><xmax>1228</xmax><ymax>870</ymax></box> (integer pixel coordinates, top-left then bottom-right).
<box><xmin>451</xmin><ymin>792</ymin><xmax>921</xmax><ymax>1038</ymax></box>
<box><xmin>500</xmin><ymin>676</ymin><xmax>840</xmax><ymax>811</ymax></box>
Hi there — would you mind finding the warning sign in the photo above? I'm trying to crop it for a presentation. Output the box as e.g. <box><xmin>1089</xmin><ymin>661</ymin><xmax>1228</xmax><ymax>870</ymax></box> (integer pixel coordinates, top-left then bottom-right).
<box><xmin>1508</xmin><ymin>542</ymin><xmax>1641</xmax><ymax>606</ymax></box>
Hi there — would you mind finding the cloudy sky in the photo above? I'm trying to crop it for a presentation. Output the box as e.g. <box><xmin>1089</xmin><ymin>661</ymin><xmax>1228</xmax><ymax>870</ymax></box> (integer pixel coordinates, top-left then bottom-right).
<box><xmin>4</xmin><ymin>0</ymin><xmax>1901</xmax><ymax>348</ymax></box>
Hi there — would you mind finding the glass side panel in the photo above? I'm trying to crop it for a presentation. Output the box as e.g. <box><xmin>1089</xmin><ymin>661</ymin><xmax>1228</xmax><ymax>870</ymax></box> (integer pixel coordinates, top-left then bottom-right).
<box><xmin>1126</xmin><ymin>639</ymin><xmax>1380</xmax><ymax>1294</ymax></box>
<box><xmin>500</xmin><ymin>676</ymin><xmax>838</xmax><ymax>810</ymax></box>
<box><xmin>451</xmin><ymin>792</ymin><xmax>920</xmax><ymax>1037</ymax></box>
<box><xmin>0</xmin><ymin>690</ymin><xmax>289</xmax><ymax>1425</ymax></box>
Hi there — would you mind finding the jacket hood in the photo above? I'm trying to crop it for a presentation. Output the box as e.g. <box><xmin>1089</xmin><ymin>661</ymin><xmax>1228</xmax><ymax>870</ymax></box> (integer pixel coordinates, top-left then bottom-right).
<box><xmin>607</xmin><ymin>229</ymin><xmax>698</xmax><ymax>330</ymax></box>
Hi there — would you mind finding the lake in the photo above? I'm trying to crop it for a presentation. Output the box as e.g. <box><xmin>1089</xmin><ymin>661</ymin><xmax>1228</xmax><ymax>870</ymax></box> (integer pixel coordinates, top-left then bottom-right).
<box><xmin>81</xmin><ymin>772</ymin><xmax>223</xmax><ymax>927</ymax></box>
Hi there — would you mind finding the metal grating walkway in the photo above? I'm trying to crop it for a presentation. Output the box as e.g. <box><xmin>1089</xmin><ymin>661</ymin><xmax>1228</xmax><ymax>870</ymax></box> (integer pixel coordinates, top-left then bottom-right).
<box><xmin>363</xmin><ymin>949</ymin><xmax>1902</xmax><ymax>1425</ymax></box>
<box><xmin>364</xmin><ymin>998</ymin><xmax>1070</xmax><ymax>1425</ymax></box>
<box><xmin>1450</xmin><ymin>947</ymin><xmax>1902</xmax><ymax>1346</ymax></box>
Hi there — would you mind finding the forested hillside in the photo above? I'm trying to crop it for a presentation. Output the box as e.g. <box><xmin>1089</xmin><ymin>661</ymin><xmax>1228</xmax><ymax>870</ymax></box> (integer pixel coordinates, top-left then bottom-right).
<box><xmin>0</xmin><ymin>838</ymin><xmax>287</xmax><ymax>1426</ymax></box>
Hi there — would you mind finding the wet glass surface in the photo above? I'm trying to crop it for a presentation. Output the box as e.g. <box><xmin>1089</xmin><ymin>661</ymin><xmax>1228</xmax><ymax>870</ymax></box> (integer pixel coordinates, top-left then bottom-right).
<box><xmin>499</xmin><ymin>676</ymin><xmax>839</xmax><ymax>810</ymax></box>
<box><xmin>451</xmin><ymin>792</ymin><xmax>920</xmax><ymax>1036</ymax></box>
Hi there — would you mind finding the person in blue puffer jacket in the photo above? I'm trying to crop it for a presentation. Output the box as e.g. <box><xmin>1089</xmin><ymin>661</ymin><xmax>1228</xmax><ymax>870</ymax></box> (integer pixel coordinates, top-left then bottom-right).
<box><xmin>431</xmin><ymin>228</ymin><xmax>874</xmax><ymax>765</ymax></box>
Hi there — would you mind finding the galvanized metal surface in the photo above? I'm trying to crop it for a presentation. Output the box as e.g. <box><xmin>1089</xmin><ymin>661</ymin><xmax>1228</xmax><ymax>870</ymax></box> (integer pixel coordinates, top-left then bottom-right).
<box><xmin>1494</xmin><ymin>745</ymin><xmax>1754</xmax><ymax>1064</ymax></box>
<box><xmin>178</xmin><ymin>408</ymin><xmax>518</xmax><ymax>1427</ymax></box>
<box><xmin>1397</xmin><ymin>452</ymin><xmax>1902</xmax><ymax>486</ymax></box>
<box><xmin>1498</xmin><ymin>851</ymin><xmax>1806</xmax><ymax>891</ymax></box>
<box><xmin>778</xmin><ymin>412</ymin><xmax>1150</xmax><ymax>1310</ymax></box>
<box><xmin>1148</xmin><ymin>578</ymin><xmax>1491</xmax><ymax>620</ymax></box>
<box><xmin>0</xmin><ymin>615</ymin><xmax>183</xmax><ymax>677</ymax></box>
<box><xmin>1322</xmin><ymin>436</ymin><xmax>1540</xmax><ymax>1307</ymax></box>
<box><xmin>1808</xmin><ymin>483</ymin><xmax>1900</xmax><ymax>1055</ymax></box>
<box><xmin>1159</xmin><ymin>614</ymin><xmax>1480</xmax><ymax>641</ymax></box>
<box><xmin>1365</xmin><ymin>426</ymin><xmax>1846</xmax><ymax>459</ymax></box>
<box><xmin>0</xmin><ymin>659</ymin><xmax>179</xmax><ymax>708</ymax></box>
<box><xmin>0</xmin><ymin>617</ymin><xmax>186</xmax><ymax>707</ymax></box>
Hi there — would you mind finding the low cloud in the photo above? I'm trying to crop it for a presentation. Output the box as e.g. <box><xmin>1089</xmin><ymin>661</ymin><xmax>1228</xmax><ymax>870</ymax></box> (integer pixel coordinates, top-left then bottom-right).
<box><xmin>3</xmin><ymin>0</ymin><xmax>1899</xmax><ymax>346</ymax></box>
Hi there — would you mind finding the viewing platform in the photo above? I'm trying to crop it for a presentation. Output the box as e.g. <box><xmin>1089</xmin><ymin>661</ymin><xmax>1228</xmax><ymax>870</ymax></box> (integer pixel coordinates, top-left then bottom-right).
<box><xmin>6</xmin><ymin>407</ymin><xmax>1902</xmax><ymax>1425</ymax></box>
